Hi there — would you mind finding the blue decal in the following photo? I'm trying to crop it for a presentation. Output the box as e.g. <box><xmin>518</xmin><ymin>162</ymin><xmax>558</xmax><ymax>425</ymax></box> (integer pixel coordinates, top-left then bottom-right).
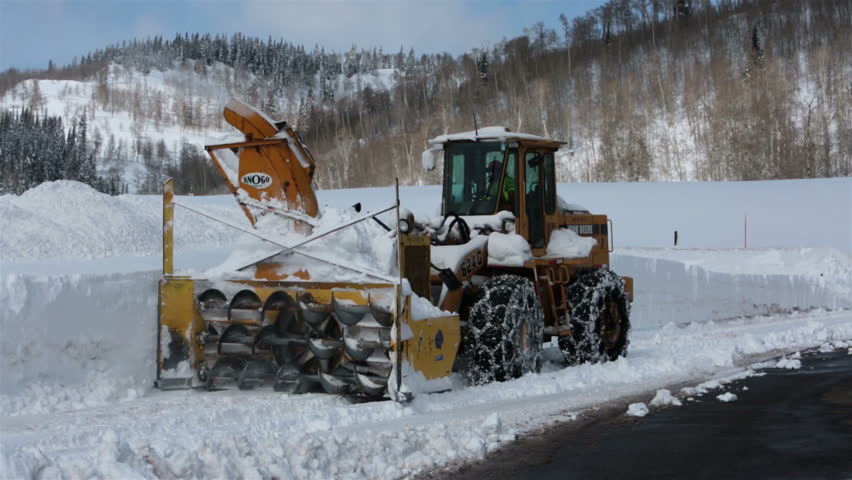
<box><xmin>435</xmin><ymin>330</ymin><xmax>444</xmax><ymax>349</ymax></box>
<box><xmin>435</xmin><ymin>354</ymin><xmax>444</xmax><ymax>362</ymax></box>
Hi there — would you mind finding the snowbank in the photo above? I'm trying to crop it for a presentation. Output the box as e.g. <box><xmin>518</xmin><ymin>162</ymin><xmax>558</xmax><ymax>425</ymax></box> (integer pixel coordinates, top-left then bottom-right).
<box><xmin>0</xmin><ymin>270</ymin><xmax>156</xmax><ymax>415</ymax></box>
<box><xmin>0</xmin><ymin>181</ymin><xmax>242</xmax><ymax>262</ymax></box>
<box><xmin>613</xmin><ymin>248</ymin><xmax>852</xmax><ymax>328</ymax></box>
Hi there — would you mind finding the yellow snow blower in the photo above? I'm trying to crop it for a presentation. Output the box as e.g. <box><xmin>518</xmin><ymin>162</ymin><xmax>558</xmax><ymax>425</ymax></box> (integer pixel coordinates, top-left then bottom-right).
<box><xmin>156</xmin><ymin>99</ymin><xmax>632</xmax><ymax>399</ymax></box>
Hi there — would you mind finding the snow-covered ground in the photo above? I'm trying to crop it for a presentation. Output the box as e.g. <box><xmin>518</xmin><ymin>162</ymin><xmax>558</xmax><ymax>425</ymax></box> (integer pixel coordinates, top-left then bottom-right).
<box><xmin>1</xmin><ymin>178</ymin><xmax>850</xmax><ymax>479</ymax></box>
<box><xmin>2</xmin><ymin>310</ymin><xmax>850</xmax><ymax>479</ymax></box>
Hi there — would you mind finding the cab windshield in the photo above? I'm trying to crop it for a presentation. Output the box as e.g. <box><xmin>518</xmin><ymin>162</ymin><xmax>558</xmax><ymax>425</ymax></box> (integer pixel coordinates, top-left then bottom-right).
<box><xmin>443</xmin><ymin>142</ymin><xmax>509</xmax><ymax>215</ymax></box>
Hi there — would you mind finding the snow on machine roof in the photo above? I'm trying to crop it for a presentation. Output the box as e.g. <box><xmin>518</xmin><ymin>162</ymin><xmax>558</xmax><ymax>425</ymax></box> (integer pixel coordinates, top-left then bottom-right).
<box><xmin>428</xmin><ymin>126</ymin><xmax>565</xmax><ymax>146</ymax></box>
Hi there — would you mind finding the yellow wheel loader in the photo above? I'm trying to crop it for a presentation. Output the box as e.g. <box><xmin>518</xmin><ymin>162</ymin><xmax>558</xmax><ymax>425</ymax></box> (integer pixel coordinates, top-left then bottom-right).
<box><xmin>156</xmin><ymin>99</ymin><xmax>633</xmax><ymax>399</ymax></box>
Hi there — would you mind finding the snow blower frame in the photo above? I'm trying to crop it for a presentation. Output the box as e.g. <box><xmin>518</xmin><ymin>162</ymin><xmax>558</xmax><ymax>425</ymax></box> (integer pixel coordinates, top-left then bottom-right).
<box><xmin>157</xmin><ymin>177</ymin><xmax>461</xmax><ymax>399</ymax></box>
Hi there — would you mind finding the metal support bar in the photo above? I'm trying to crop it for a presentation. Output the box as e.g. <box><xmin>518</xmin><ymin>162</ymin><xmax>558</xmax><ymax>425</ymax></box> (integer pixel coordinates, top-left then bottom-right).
<box><xmin>163</xmin><ymin>178</ymin><xmax>174</xmax><ymax>275</ymax></box>
<box><xmin>394</xmin><ymin>178</ymin><xmax>404</xmax><ymax>398</ymax></box>
<box><xmin>239</xmin><ymin>198</ymin><xmax>320</xmax><ymax>227</ymax></box>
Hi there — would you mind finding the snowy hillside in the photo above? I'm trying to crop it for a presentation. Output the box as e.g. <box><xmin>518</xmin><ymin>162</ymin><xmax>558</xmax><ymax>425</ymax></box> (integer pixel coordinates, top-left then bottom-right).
<box><xmin>0</xmin><ymin>62</ymin><xmax>398</xmax><ymax>191</ymax></box>
<box><xmin>1</xmin><ymin>178</ymin><xmax>850</xmax><ymax>478</ymax></box>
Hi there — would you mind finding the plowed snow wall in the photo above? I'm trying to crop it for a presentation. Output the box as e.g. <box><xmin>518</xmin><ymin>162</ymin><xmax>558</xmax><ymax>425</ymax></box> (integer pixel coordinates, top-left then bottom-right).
<box><xmin>0</xmin><ymin>271</ymin><xmax>157</xmax><ymax>414</ymax></box>
<box><xmin>614</xmin><ymin>254</ymin><xmax>851</xmax><ymax>328</ymax></box>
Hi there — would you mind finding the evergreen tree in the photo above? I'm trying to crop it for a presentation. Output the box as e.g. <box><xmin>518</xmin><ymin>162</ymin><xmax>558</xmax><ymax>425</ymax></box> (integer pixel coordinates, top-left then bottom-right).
<box><xmin>477</xmin><ymin>52</ymin><xmax>489</xmax><ymax>84</ymax></box>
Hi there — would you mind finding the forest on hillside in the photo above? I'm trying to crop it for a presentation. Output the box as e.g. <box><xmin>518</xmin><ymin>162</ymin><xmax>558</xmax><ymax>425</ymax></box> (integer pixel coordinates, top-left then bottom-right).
<box><xmin>1</xmin><ymin>0</ymin><xmax>849</xmax><ymax>195</ymax></box>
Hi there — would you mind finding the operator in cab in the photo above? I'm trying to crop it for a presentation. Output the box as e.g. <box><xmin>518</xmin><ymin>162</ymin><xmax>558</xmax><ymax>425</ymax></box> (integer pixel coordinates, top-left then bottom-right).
<box><xmin>486</xmin><ymin>159</ymin><xmax>516</xmax><ymax>213</ymax></box>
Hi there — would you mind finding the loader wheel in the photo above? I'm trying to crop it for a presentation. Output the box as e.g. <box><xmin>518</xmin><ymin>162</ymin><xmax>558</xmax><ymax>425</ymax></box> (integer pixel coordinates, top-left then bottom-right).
<box><xmin>462</xmin><ymin>275</ymin><xmax>544</xmax><ymax>385</ymax></box>
<box><xmin>559</xmin><ymin>268</ymin><xmax>630</xmax><ymax>366</ymax></box>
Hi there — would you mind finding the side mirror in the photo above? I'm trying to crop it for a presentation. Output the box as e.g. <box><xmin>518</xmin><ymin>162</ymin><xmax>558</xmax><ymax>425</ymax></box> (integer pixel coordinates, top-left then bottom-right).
<box><xmin>421</xmin><ymin>144</ymin><xmax>443</xmax><ymax>171</ymax></box>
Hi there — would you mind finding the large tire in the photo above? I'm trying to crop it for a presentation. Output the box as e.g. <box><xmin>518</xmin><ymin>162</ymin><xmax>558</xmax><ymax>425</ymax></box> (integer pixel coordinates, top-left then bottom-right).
<box><xmin>463</xmin><ymin>275</ymin><xmax>544</xmax><ymax>385</ymax></box>
<box><xmin>559</xmin><ymin>268</ymin><xmax>631</xmax><ymax>366</ymax></box>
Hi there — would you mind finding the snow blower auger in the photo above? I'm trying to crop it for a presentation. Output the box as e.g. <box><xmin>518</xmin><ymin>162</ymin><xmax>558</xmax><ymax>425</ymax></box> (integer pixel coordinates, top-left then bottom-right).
<box><xmin>156</xmin><ymin>99</ymin><xmax>634</xmax><ymax>400</ymax></box>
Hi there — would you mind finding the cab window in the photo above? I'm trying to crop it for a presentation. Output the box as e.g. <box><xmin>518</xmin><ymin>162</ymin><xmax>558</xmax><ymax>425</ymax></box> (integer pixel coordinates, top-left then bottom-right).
<box><xmin>544</xmin><ymin>152</ymin><xmax>556</xmax><ymax>214</ymax></box>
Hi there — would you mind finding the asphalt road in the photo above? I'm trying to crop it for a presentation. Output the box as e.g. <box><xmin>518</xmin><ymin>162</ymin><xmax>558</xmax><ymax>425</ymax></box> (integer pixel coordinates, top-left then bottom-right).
<box><xmin>447</xmin><ymin>350</ymin><xmax>852</xmax><ymax>480</ymax></box>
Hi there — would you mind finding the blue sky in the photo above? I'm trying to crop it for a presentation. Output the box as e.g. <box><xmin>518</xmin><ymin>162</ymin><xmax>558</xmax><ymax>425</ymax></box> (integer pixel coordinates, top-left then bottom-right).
<box><xmin>0</xmin><ymin>0</ymin><xmax>608</xmax><ymax>71</ymax></box>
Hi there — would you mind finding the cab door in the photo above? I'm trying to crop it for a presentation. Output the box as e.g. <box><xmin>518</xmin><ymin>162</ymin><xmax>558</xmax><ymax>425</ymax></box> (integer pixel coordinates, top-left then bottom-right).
<box><xmin>524</xmin><ymin>150</ymin><xmax>547</xmax><ymax>249</ymax></box>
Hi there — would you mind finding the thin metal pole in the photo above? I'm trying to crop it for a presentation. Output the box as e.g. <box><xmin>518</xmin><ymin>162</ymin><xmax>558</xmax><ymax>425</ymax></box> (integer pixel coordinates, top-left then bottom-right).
<box><xmin>163</xmin><ymin>178</ymin><xmax>174</xmax><ymax>275</ymax></box>
<box><xmin>239</xmin><ymin>198</ymin><xmax>320</xmax><ymax>227</ymax></box>
<box><xmin>290</xmin><ymin>204</ymin><xmax>396</xmax><ymax>250</ymax></box>
<box><xmin>394</xmin><ymin>177</ymin><xmax>403</xmax><ymax>398</ymax></box>
<box><xmin>394</xmin><ymin>177</ymin><xmax>410</xmax><ymax>398</ymax></box>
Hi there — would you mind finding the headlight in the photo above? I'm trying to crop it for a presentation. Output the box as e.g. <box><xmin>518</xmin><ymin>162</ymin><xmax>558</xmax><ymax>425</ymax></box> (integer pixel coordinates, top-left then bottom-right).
<box><xmin>399</xmin><ymin>218</ymin><xmax>411</xmax><ymax>234</ymax></box>
<box><xmin>502</xmin><ymin>219</ymin><xmax>515</xmax><ymax>233</ymax></box>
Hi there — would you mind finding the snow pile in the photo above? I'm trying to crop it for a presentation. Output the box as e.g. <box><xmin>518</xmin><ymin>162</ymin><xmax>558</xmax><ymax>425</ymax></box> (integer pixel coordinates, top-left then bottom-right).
<box><xmin>680</xmin><ymin>370</ymin><xmax>761</xmax><ymax>397</ymax></box>
<box><xmin>818</xmin><ymin>340</ymin><xmax>850</xmax><ymax>353</ymax></box>
<box><xmin>649</xmin><ymin>389</ymin><xmax>682</xmax><ymax>407</ymax></box>
<box><xmin>208</xmin><ymin>205</ymin><xmax>398</xmax><ymax>283</ymax></box>
<box><xmin>775</xmin><ymin>358</ymin><xmax>802</xmax><ymax>369</ymax></box>
<box><xmin>716</xmin><ymin>392</ymin><xmax>738</xmax><ymax>402</ymax></box>
<box><xmin>557</xmin><ymin>195</ymin><xmax>588</xmax><ymax>213</ymax></box>
<box><xmin>0</xmin><ymin>181</ymin><xmax>242</xmax><ymax>262</ymax></box>
<box><xmin>487</xmin><ymin>233</ymin><xmax>532</xmax><ymax>267</ymax></box>
<box><xmin>775</xmin><ymin>352</ymin><xmax>802</xmax><ymax>370</ymax></box>
<box><xmin>546</xmin><ymin>228</ymin><xmax>597</xmax><ymax>258</ymax></box>
<box><xmin>626</xmin><ymin>402</ymin><xmax>649</xmax><ymax>417</ymax></box>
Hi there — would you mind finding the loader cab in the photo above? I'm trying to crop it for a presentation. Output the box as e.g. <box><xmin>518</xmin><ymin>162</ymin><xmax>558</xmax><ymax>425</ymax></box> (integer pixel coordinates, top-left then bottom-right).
<box><xmin>442</xmin><ymin>141</ymin><xmax>518</xmax><ymax>216</ymax></box>
<box><xmin>439</xmin><ymin>131</ymin><xmax>562</xmax><ymax>254</ymax></box>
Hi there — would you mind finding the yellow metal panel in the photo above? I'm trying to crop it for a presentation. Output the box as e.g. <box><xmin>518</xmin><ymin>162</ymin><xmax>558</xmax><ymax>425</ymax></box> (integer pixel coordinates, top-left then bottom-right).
<box><xmin>238</xmin><ymin>147</ymin><xmax>291</xmax><ymax>205</ymax></box>
<box><xmin>403</xmin><ymin>313</ymin><xmax>461</xmax><ymax>380</ymax></box>
<box><xmin>253</xmin><ymin>263</ymin><xmax>312</xmax><ymax>281</ymax></box>
<box><xmin>159</xmin><ymin>278</ymin><xmax>203</xmax><ymax>371</ymax></box>
<box><xmin>223</xmin><ymin>98</ymin><xmax>278</xmax><ymax>139</ymax></box>
<box><xmin>333</xmin><ymin>290</ymin><xmax>370</xmax><ymax>305</ymax></box>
